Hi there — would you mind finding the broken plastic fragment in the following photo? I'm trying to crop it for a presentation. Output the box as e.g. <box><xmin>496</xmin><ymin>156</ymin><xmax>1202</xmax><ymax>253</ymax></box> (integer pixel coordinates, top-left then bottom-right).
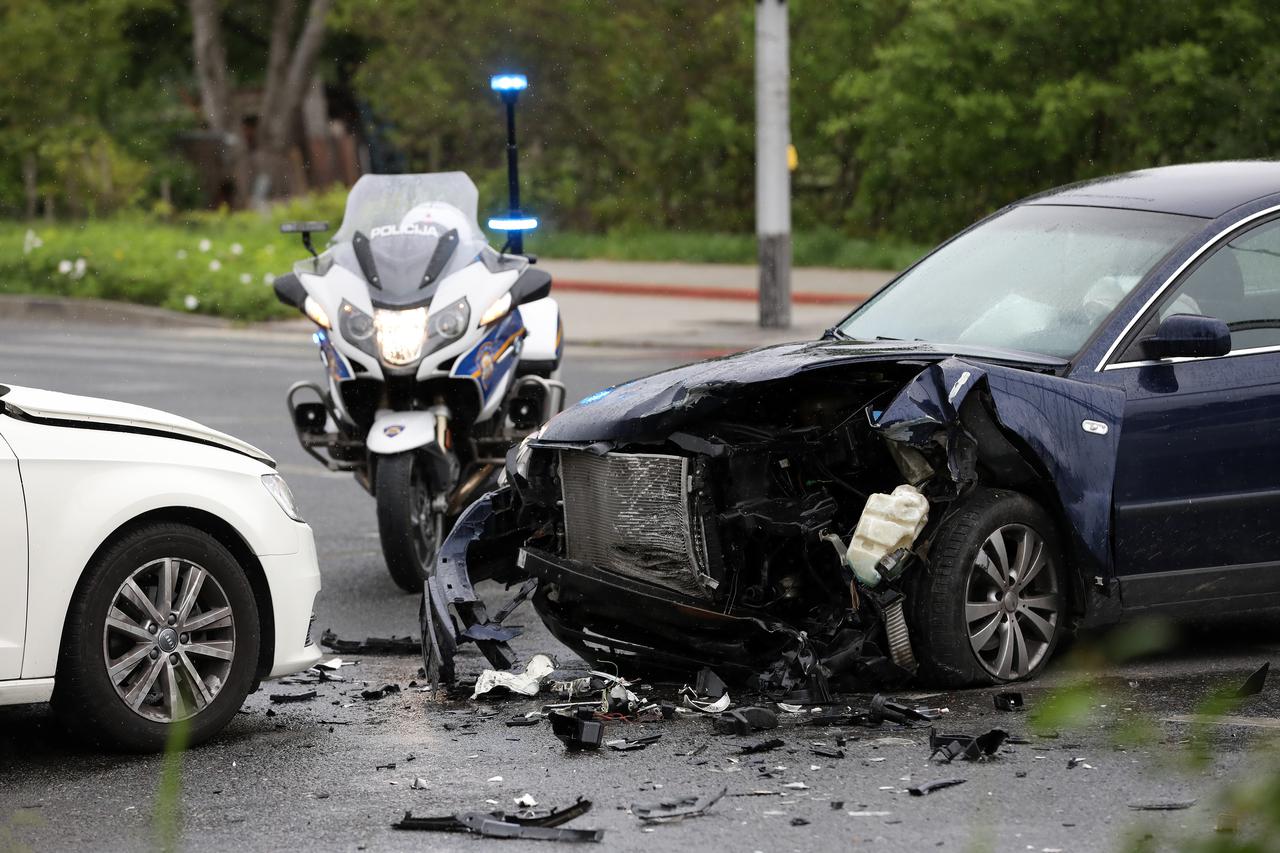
<box><xmin>994</xmin><ymin>691</ymin><xmax>1024</xmax><ymax>711</ymax></box>
<box><xmin>739</xmin><ymin>738</ymin><xmax>785</xmax><ymax>755</ymax></box>
<box><xmin>361</xmin><ymin>684</ymin><xmax>401</xmax><ymax>700</ymax></box>
<box><xmin>606</xmin><ymin>734</ymin><xmax>662</xmax><ymax>752</ymax></box>
<box><xmin>1128</xmin><ymin>800</ymin><xmax>1196</xmax><ymax>811</ymax></box>
<box><xmin>514</xmin><ymin>794</ymin><xmax>539</xmax><ymax>808</ymax></box>
<box><xmin>320</xmin><ymin>630</ymin><xmax>418</xmax><ymax>655</ymax></box>
<box><xmin>269</xmin><ymin>690</ymin><xmax>317</xmax><ymax>703</ymax></box>
<box><xmin>714</xmin><ymin>707</ymin><xmax>779</xmax><ymax>735</ymax></box>
<box><xmin>1236</xmin><ymin>661</ymin><xmax>1269</xmax><ymax>697</ymax></box>
<box><xmin>929</xmin><ymin>728</ymin><xmax>1008</xmax><ymax>763</ymax></box>
<box><xmin>631</xmin><ymin>787</ymin><xmax>727</xmax><ymax>823</ymax></box>
<box><xmin>472</xmin><ymin>654</ymin><xmax>556</xmax><ymax>699</ymax></box>
<box><xmin>411</xmin><ymin>777</ymin><xmax>428</xmax><ymax>790</ymax></box>
<box><xmin>908</xmin><ymin>778</ymin><xmax>966</xmax><ymax>796</ymax></box>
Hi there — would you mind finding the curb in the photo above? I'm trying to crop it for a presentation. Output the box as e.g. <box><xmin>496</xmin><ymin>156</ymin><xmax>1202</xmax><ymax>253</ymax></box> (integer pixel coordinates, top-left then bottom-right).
<box><xmin>555</xmin><ymin>278</ymin><xmax>866</xmax><ymax>305</ymax></box>
<box><xmin>0</xmin><ymin>295</ymin><xmax>229</xmax><ymax>328</ymax></box>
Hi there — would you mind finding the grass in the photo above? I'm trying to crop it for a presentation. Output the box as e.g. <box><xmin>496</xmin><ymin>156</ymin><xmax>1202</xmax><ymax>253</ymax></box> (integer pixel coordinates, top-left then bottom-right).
<box><xmin>1</xmin><ymin>196</ymin><xmax>925</xmax><ymax>322</ymax></box>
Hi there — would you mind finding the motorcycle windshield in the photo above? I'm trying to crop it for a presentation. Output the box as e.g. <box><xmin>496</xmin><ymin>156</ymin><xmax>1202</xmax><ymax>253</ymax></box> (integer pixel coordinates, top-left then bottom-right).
<box><xmin>305</xmin><ymin>172</ymin><xmax>489</xmax><ymax>305</ymax></box>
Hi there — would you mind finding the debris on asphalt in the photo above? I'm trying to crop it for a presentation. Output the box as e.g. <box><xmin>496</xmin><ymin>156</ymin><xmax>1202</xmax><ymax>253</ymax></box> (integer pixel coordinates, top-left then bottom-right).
<box><xmin>506</xmin><ymin>714</ymin><xmax>542</xmax><ymax>727</ymax></box>
<box><xmin>739</xmin><ymin>738</ymin><xmax>786</xmax><ymax>755</ymax></box>
<box><xmin>1236</xmin><ymin>661</ymin><xmax>1269</xmax><ymax>697</ymax></box>
<box><xmin>410</xmin><ymin>777</ymin><xmax>428</xmax><ymax>790</ymax></box>
<box><xmin>268</xmin><ymin>689</ymin><xmax>317</xmax><ymax>704</ymax></box>
<box><xmin>791</xmin><ymin>817</ymin><xmax>810</xmax><ymax>826</ymax></box>
<box><xmin>713</xmin><ymin>707</ymin><xmax>779</xmax><ymax>735</ymax></box>
<box><xmin>908</xmin><ymin>778</ymin><xmax>967</xmax><ymax>796</ymax></box>
<box><xmin>695</xmin><ymin>668</ymin><xmax>728</xmax><ymax>700</ymax></box>
<box><xmin>459</xmin><ymin>623</ymin><xmax>525</xmax><ymax>643</ymax></box>
<box><xmin>394</xmin><ymin>797</ymin><xmax>602</xmax><ymax>842</ymax></box>
<box><xmin>549</xmin><ymin>708</ymin><xmax>605</xmax><ymax>751</ymax></box>
<box><xmin>1128</xmin><ymin>800</ymin><xmax>1196</xmax><ymax>811</ymax></box>
<box><xmin>929</xmin><ymin>728</ymin><xmax>1009</xmax><ymax>762</ymax></box>
<box><xmin>473</xmin><ymin>654</ymin><xmax>556</xmax><ymax>699</ymax></box>
<box><xmin>514</xmin><ymin>794</ymin><xmax>539</xmax><ymax>808</ymax></box>
<box><xmin>994</xmin><ymin>691</ymin><xmax>1024</xmax><ymax>711</ymax></box>
<box><xmin>361</xmin><ymin>684</ymin><xmax>401</xmax><ymax>700</ymax></box>
<box><xmin>812</xmin><ymin>745</ymin><xmax>845</xmax><ymax>759</ymax></box>
<box><xmin>783</xmin><ymin>782</ymin><xmax>809</xmax><ymax>790</ymax></box>
<box><xmin>606</xmin><ymin>734</ymin><xmax>662</xmax><ymax>752</ymax></box>
<box><xmin>376</xmin><ymin>762</ymin><xmax>397</xmax><ymax>770</ymax></box>
<box><xmin>320</xmin><ymin>630</ymin><xmax>419</xmax><ymax>656</ymax></box>
<box><xmin>631</xmin><ymin>787</ymin><xmax>727</xmax><ymax>823</ymax></box>
<box><xmin>1067</xmin><ymin>757</ymin><xmax>1092</xmax><ymax>769</ymax></box>
<box><xmin>869</xmin><ymin>693</ymin><xmax>945</xmax><ymax>724</ymax></box>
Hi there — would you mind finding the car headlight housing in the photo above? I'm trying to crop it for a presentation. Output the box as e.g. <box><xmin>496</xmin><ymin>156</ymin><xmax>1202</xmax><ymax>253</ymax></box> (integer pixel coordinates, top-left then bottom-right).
<box><xmin>375</xmin><ymin>306</ymin><xmax>430</xmax><ymax>366</ymax></box>
<box><xmin>261</xmin><ymin>473</ymin><xmax>304</xmax><ymax>522</ymax></box>
<box><xmin>428</xmin><ymin>297</ymin><xmax>471</xmax><ymax>340</ymax></box>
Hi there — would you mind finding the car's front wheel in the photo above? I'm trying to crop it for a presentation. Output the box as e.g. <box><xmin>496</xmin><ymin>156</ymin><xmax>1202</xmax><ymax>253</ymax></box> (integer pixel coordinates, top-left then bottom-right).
<box><xmin>908</xmin><ymin>488</ymin><xmax>1066</xmax><ymax>686</ymax></box>
<box><xmin>53</xmin><ymin>523</ymin><xmax>260</xmax><ymax>752</ymax></box>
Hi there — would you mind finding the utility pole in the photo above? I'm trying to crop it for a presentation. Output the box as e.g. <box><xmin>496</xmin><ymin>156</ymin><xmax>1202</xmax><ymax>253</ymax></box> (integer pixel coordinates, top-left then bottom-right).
<box><xmin>756</xmin><ymin>0</ymin><xmax>791</xmax><ymax>328</ymax></box>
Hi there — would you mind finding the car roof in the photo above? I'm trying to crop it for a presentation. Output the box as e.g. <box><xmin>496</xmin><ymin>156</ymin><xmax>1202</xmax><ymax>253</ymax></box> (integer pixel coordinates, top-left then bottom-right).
<box><xmin>1023</xmin><ymin>160</ymin><xmax>1280</xmax><ymax>218</ymax></box>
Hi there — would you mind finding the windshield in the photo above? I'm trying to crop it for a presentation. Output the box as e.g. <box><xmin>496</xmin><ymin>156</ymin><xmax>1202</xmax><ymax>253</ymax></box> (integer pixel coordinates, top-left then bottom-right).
<box><xmin>837</xmin><ymin>205</ymin><xmax>1202</xmax><ymax>358</ymax></box>
<box><xmin>299</xmin><ymin>172</ymin><xmax>490</xmax><ymax>304</ymax></box>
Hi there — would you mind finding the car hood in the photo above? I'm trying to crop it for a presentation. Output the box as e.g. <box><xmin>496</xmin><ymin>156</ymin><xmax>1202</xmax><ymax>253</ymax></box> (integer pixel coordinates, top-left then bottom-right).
<box><xmin>540</xmin><ymin>338</ymin><xmax>1067</xmax><ymax>444</ymax></box>
<box><xmin>0</xmin><ymin>384</ymin><xmax>274</xmax><ymax>466</ymax></box>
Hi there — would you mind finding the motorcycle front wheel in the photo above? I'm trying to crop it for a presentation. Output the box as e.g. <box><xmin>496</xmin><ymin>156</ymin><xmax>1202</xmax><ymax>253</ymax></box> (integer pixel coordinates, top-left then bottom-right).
<box><xmin>376</xmin><ymin>451</ymin><xmax>443</xmax><ymax>593</ymax></box>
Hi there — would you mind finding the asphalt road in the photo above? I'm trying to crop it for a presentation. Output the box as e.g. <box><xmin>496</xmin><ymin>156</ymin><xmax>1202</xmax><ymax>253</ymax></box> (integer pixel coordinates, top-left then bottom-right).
<box><xmin>1</xmin><ymin>318</ymin><xmax>1278</xmax><ymax>853</ymax></box>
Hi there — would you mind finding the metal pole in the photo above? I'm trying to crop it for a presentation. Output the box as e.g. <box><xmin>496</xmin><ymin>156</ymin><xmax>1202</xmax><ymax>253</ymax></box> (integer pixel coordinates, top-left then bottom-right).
<box><xmin>503</xmin><ymin>94</ymin><xmax>523</xmax><ymax>255</ymax></box>
<box><xmin>756</xmin><ymin>0</ymin><xmax>791</xmax><ymax>328</ymax></box>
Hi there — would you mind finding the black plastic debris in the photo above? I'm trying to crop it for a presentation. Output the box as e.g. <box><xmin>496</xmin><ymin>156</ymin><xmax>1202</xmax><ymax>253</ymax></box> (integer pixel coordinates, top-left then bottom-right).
<box><xmin>791</xmin><ymin>817</ymin><xmax>810</xmax><ymax>827</ymax></box>
<box><xmin>739</xmin><ymin>738</ymin><xmax>785</xmax><ymax>755</ymax></box>
<box><xmin>869</xmin><ymin>694</ymin><xmax>943</xmax><ymax>724</ymax></box>
<box><xmin>1067</xmin><ymin>757</ymin><xmax>1091</xmax><ymax>769</ymax></box>
<box><xmin>606</xmin><ymin>734</ymin><xmax>661</xmax><ymax>752</ymax></box>
<box><xmin>695</xmin><ymin>668</ymin><xmax>728</xmax><ymax>700</ymax></box>
<box><xmin>632</xmin><ymin>787</ymin><xmax>727</xmax><ymax>823</ymax></box>
<box><xmin>1128</xmin><ymin>800</ymin><xmax>1196</xmax><ymax>811</ymax></box>
<box><xmin>269</xmin><ymin>690</ymin><xmax>317</xmax><ymax>703</ymax></box>
<box><xmin>549</xmin><ymin>709</ymin><xmax>604</xmax><ymax>751</ymax></box>
<box><xmin>506</xmin><ymin>715</ymin><xmax>542</xmax><ymax>727</ymax></box>
<box><xmin>459</xmin><ymin>623</ymin><xmax>525</xmax><ymax>643</ymax></box>
<box><xmin>361</xmin><ymin>684</ymin><xmax>401</xmax><ymax>701</ymax></box>
<box><xmin>812</xmin><ymin>745</ymin><xmax>845</xmax><ymax>759</ymax></box>
<box><xmin>321</xmin><ymin>630</ymin><xmax>419</xmax><ymax>656</ymax></box>
<box><xmin>908</xmin><ymin>778</ymin><xmax>966</xmax><ymax>796</ymax></box>
<box><xmin>376</xmin><ymin>762</ymin><xmax>397</xmax><ymax>770</ymax></box>
<box><xmin>929</xmin><ymin>728</ymin><xmax>1008</xmax><ymax>763</ymax></box>
<box><xmin>713</xmin><ymin>707</ymin><xmax>779</xmax><ymax>735</ymax></box>
<box><xmin>1237</xmin><ymin>662</ymin><xmax>1269</xmax><ymax>697</ymax></box>
<box><xmin>394</xmin><ymin>797</ymin><xmax>601</xmax><ymax>842</ymax></box>
<box><xmin>994</xmin><ymin>691</ymin><xmax>1024</xmax><ymax>711</ymax></box>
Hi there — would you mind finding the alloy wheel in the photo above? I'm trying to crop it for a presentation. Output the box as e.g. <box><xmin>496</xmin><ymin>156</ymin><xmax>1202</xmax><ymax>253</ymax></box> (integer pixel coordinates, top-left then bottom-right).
<box><xmin>964</xmin><ymin>523</ymin><xmax>1061</xmax><ymax>680</ymax></box>
<box><xmin>406</xmin><ymin>460</ymin><xmax>442</xmax><ymax>573</ymax></box>
<box><xmin>102</xmin><ymin>557</ymin><xmax>236</xmax><ymax>722</ymax></box>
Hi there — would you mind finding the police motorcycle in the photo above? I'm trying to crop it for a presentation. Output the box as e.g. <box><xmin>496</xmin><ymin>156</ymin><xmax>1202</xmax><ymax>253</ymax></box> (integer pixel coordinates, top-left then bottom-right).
<box><xmin>272</xmin><ymin>78</ymin><xmax>560</xmax><ymax>591</ymax></box>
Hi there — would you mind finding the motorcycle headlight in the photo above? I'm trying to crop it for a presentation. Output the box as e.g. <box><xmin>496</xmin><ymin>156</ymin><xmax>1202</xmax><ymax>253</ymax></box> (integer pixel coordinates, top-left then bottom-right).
<box><xmin>375</xmin><ymin>307</ymin><xmax>429</xmax><ymax>366</ymax></box>
<box><xmin>261</xmin><ymin>473</ymin><xmax>304</xmax><ymax>522</ymax></box>
<box><xmin>303</xmin><ymin>296</ymin><xmax>331</xmax><ymax>330</ymax></box>
<box><xmin>479</xmin><ymin>292</ymin><xmax>512</xmax><ymax>326</ymax></box>
<box><xmin>428</xmin><ymin>297</ymin><xmax>471</xmax><ymax>340</ymax></box>
<box><xmin>338</xmin><ymin>300</ymin><xmax>377</xmax><ymax>358</ymax></box>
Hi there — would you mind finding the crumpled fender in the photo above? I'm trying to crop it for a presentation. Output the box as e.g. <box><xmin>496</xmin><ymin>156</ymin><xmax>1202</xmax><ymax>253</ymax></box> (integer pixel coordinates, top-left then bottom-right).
<box><xmin>875</xmin><ymin>357</ymin><xmax>1125</xmax><ymax>582</ymax></box>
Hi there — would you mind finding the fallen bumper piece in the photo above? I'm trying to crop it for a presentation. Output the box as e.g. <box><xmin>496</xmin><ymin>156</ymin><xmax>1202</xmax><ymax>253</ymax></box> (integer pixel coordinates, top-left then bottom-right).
<box><xmin>631</xmin><ymin>787</ymin><xmax>728</xmax><ymax>823</ymax></box>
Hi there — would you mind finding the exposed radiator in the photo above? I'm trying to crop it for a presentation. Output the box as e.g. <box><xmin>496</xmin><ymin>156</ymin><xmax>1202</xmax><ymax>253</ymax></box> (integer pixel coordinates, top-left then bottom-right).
<box><xmin>559</xmin><ymin>450</ymin><xmax>714</xmax><ymax>599</ymax></box>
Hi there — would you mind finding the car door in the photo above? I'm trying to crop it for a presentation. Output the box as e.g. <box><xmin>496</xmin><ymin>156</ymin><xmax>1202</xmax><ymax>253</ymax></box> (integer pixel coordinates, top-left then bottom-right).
<box><xmin>0</xmin><ymin>427</ymin><xmax>28</xmax><ymax>679</ymax></box>
<box><xmin>1106</xmin><ymin>213</ymin><xmax>1280</xmax><ymax>614</ymax></box>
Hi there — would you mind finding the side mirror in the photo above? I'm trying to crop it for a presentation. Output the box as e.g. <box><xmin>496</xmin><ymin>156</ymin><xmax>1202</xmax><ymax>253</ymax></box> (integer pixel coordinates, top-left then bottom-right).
<box><xmin>1140</xmin><ymin>313</ymin><xmax>1231</xmax><ymax>360</ymax></box>
<box><xmin>273</xmin><ymin>272</ymin><xmax>307</xmax><ymax>310</ymax></box>
<box><xmin>509</xmin><ymin>268</ymin><xmax>552</xmax><ymax>307</ymax></box>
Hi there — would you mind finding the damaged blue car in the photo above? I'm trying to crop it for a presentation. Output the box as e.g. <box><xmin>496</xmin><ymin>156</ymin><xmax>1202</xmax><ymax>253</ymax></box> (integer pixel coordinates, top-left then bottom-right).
<box><xmin>424</xmin><ymin>161</ymin><xmax>1280</xmax><ymax>693</ymax></box>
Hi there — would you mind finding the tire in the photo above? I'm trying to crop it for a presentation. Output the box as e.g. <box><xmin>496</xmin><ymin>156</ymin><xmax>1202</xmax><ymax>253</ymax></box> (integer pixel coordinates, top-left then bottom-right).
<box><xmin>907</xmin><ymin>488</ymin><xmax>1066</xmax><ymax>687</ymax></box>
<box><xmin>52</xmin><ymin>523</ymin><xmax>260</xmax><ymax>752</ymax></box>
<box><xmin>376</xmin><ymin>451</ymin><xmax>441</xmax><ymax>593</ymax></box>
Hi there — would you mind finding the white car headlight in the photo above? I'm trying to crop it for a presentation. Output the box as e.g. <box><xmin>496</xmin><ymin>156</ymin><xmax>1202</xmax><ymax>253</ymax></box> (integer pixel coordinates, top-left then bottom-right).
<box><xmin>375</xmin><ymin>307</ymin><xmax>429</xmax><ymax>365</ymax></box>
<box><xmin>261</xmin><ymin>473</ymin><xmax>304</xmax><ymax>522</ymax></box>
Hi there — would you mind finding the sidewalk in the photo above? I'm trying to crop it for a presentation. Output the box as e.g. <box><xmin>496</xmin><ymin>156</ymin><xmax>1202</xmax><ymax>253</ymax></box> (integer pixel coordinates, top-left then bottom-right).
<box><xmin>540</xmin><ymin>257</ymin><xmax>890</xmax><ymax>353</ymax></box>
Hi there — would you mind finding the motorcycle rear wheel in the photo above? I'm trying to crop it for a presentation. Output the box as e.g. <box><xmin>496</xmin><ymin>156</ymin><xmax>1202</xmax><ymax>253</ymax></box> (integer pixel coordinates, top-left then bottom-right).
<box><xmin>376</xmin><ymin>451</ymin><xmax>442</xmax><ymax>593</ymax></box>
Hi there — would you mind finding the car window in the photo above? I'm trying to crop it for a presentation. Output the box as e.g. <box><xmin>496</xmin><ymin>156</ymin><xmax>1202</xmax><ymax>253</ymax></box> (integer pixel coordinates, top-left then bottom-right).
<box><xmin>1125</xmin><ymin>216</ymin><xmax>1280</xmax><ymax>358</ymax></box>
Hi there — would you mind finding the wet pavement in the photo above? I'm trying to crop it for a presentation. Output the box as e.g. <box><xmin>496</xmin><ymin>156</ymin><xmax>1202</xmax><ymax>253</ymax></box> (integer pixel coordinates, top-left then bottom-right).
<box><xmin>1</xmin><ymin>319</ymin><xmax>1278</xmax><ymax>852</ymax></box>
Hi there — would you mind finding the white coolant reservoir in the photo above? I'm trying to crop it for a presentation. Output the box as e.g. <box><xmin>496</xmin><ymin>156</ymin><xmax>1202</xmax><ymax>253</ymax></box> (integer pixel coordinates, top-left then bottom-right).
<box><xmin>846</xmin><ymin>484</ymin><xmax>930</xmax><ymax>587</ymax></box>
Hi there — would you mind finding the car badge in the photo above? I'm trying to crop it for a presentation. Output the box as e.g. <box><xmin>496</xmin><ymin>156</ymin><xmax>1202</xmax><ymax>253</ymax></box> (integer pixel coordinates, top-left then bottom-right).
<box><xmin>384</xmin><ymin>424</ymin><xmax>405</xmax><ymax>437</ymax></box>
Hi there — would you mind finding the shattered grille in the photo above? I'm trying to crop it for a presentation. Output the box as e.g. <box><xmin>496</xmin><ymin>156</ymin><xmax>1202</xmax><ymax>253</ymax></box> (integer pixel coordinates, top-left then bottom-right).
<box><xmin>560</xmin><ymin>451</ymin><xmax>712</xmax><ymax>599</ymax></box>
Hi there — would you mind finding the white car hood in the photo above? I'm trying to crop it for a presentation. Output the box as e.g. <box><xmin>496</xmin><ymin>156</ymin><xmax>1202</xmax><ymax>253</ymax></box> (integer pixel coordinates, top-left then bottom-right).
<box><xmin>0</xmin><ymin>384</ymin><xmax>273</xmax><ymax>465</ymax></box>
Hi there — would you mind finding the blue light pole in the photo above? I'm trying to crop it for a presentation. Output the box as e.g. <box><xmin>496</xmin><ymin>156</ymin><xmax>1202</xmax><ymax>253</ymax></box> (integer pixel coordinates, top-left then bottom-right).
<box><xmin>488</xmin><ymin>73</ymin><xmax>537</xmax><ymax>255</ymax></box>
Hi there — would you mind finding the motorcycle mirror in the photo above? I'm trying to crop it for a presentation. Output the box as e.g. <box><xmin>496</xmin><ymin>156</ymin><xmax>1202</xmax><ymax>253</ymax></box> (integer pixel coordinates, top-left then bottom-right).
<box><xmin>510</xmin><ymin>268</ymin><xmax>552</xmax><ymax>307</ymax></box>
<box><xmin>273</xmin><ymin>272</ymin><xmax>307</xmax><ymax>310</ymax></box>
<box><xmin>280</xmin><ymin>221</ymin><xmax>330</xmax><ymax>259</ymax></box>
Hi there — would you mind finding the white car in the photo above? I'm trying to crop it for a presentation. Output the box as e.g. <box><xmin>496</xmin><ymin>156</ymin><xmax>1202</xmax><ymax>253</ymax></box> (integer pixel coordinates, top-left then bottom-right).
<box><xmin>0</xmin><ymin>384</ymin><xmax>321</xmax><ymax>751</ymax></box>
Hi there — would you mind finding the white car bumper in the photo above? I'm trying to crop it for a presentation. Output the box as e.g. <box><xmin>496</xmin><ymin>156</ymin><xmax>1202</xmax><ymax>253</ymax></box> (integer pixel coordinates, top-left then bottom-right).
<box><xmin>260</xmin><ymin>524</ymin><xmax>323</xmax><ymax>678</ymax></box>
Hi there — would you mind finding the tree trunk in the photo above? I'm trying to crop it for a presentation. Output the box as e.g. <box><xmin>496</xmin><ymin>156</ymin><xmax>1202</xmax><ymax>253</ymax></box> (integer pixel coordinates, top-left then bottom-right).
<box><xmin>22</xmin><ymin>154</ymin><xmax>37</xmax><ymax>220</ymax></box>
<box><xmin>188</xmin><ymin>0</ymin><xmax>249</xmax><ymax>206</ymax></box>
<box><xmin>251</xmin><ymin>0</ymin><xmax>332</xmax><ymax>207</ymax></box>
